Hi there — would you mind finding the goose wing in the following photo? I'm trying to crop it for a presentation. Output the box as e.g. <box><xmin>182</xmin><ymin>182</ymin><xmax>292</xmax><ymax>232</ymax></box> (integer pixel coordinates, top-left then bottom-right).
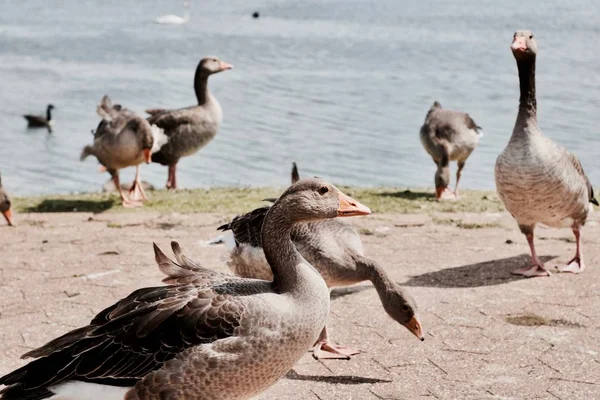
<box><xmin>0</xmin><ymin>244</ymin><xmax>253</xmax><ymax>397</ymax></box>
<box><xmin>217</xmin><ymin>206</ymin><xmax>270</xmax><ymax>248</ymax></box>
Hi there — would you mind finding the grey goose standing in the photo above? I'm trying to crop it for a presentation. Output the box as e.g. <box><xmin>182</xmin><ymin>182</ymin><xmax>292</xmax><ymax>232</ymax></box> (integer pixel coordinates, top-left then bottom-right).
<box><xmin>420</xmin><ymin>101</ymin><xmax>483</xmax><ymax>200</ymax></box>
<box><xmin>81</xmin><ymin>96</ymin><xmax>167</xmax><ymax>207</ymax></box>
<box><xmin>495</xmin><ymin>30</ymin><xmax>598</xmax><ymax>277</ymax></box>
<box><xmin>0</xmin><ymin>173</ymin><xmax>13</xmax><ymax>226</ymax></box>
<box><xmin>23</xmin><ymin>104</ymin><xmax>55</xmax><ymax>133</ymax></box>
<box><xmin>0</xmin><ymin>178</ymin><xmax>371</xmax><ymax>400</ymax></box>
<box><xmin>217</xmin><ymin>163</ymin><xmax>423</xmax><ymax>359</ymax></box>
<box><xmin>147</xmin><ymin>56</ymin><xmax>232</xmax><ymax>189</ymax></box>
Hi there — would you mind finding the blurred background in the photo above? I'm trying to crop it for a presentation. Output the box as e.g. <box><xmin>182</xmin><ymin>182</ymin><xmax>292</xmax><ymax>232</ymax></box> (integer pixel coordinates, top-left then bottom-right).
<box><xmin>0</xmin><ymin>0</ymin><xmax>598</xmax><ymax>196</ymax></box>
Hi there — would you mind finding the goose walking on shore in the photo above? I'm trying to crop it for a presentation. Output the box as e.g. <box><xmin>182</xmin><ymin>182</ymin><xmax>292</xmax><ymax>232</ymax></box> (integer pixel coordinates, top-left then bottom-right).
<box><xmin>0</xmin><ymin>173</ymin><xmax>13</xmax><ymax>226</ymax></box>
<box><xmin>81</xmin><ymin>96</ymin><xmax>167</xmax><ymax>207</ymax></box>
<box><xmin>217</xmin><ymin>163</ymin><xmax>423</xmax><ymax>359</ymax></box>
<box><xmin>23</xmin><ymin>104</ymin><xmax>55</xmax><ymax>133</ymax></box>
<box><xmin>147</xmin><ymin>56</ymin><xmax>232</xmax><ymax>189</ymax></box>
<box><xmin>495</xmin><ymin>31</ymin><xmax>598</xmax><ymax>277</ymax></box>
<box><xmin>0</xmin><ymin>179</ymin><xmax>370</xmax><ymax>400</ymax></box>
<box><xmin>420</xmin><ymin>101</ymin><xmax>483</xmax><ymax>200</ymax></box>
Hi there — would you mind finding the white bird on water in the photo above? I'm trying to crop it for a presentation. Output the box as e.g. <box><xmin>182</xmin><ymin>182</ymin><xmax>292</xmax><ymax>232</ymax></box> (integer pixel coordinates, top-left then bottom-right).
<box><xmin>155</xmin><ymin>1</ymin><xmax>190</xmax><ymax>25</ymax></box>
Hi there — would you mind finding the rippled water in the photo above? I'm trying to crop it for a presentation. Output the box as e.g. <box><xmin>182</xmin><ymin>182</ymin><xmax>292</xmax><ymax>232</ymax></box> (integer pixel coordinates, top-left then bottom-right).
<box><xmin>0</xmin><ymin>0</ymin><xmax>598</xmax><ymax>196</ymax></box>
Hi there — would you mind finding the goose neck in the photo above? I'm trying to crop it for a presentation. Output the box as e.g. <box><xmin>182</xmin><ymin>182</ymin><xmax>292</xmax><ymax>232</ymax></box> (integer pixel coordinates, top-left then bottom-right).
<box><xmin>261</xmin><ymin>203</ymin><xmax>305</xmax><ymax>293</ymax></box>
<box><xmin>516</xmin><ymin>57</ymin><xmax>537</xmax><ymax>123</ymax></box>
<box><xmin>46</xmin><ymin>107</ymin><xmax>53</xmax><ymax>121</ymax></box>
<box><xmin>194</xmin><ymin>72</ymin><xmax>209</xmax><ymax>105</ymax></box>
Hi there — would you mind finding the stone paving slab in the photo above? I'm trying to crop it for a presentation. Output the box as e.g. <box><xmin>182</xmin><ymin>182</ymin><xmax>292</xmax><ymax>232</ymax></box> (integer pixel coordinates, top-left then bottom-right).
<box><xmin>1</xmin><ymin>209</ymin><xmax>599</xmax><ymax>399</ymax></box>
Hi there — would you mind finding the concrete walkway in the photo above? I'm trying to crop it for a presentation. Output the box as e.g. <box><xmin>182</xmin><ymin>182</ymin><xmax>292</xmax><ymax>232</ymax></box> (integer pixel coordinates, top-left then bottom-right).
<box><xmin>1</xmin><ymin>210</ymin><xmax>599</xmax><ymax>399</ymax></box>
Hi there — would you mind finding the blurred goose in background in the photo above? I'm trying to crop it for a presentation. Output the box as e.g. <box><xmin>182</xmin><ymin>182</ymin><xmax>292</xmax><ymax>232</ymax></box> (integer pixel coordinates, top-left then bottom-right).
<box><xmin>420</xmin><ymin>101</ymin><xmax>483</xmax><ymax>200</ymax></box>
<box><xmin>0</xmin><ymin>173</ymin><xmax>13</xmax><ymax>226</ymax></box>
<box><xmin>81</xmin><ymin>96</ymin><xmax>167</xmax><ymax>207</ymax></box>
<box><xmin>0</xmin><ymin>179</ymin><xmax>369</xmax><ymax>400</ymax></box>
<box><xmin>217</xmin><ymin>162</ymin><xmax>423</xmax><ymax>359</ymax></box>
<box><xmin>495</xmin><ymin>30</ymin><xmax>598</xmax><ymax>278</ymax></box>
<box><xmin>23</xmin><ymin>104</ymin><xmax>54</xmax><ymax>133</ymax></box>
<box><xmin>147</xmin><ymin>56</ymin><xmax>232</xmax><ymax>189</ymax></box>
<box><xmin>155</xmin><ymin>0</ymin><xmax>190</xmax><ymax>25</ymax></box>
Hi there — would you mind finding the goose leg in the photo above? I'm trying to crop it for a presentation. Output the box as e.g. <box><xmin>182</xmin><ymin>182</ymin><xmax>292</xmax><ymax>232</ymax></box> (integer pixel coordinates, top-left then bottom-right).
<box><xmin>512</xmin><ymin>229</ymin><xmax>550</xmax><ymax>277</ymax></box>
<box><xmin>453</xmin><ymin>160</ymin><xmax>465</xmax><ymax>198</ymax></box>
<box><xmin>2</xmin><ymin>208</ymin><xmax>13</xmax><ymax>226</ymax></box>
<box><xmin>311</xmin><ymin>326</ymin><xmax>361</xmax><ymax>360</ymax></box>
<box><xmin>129</xmin><ymin>166</ymin><xmax>148</xmax><ymax>202</ymax></box>
<box><xmin>113</xmin><ymin>172</ymin><xmax>142</xmax><ymax>208</ymax></box>
<box><xmin>556</xmin><ymin>227</ymin><xmax>585</xmax><ymax>274</ymax></box>
<box><xmin>166</xmin><ymin>164</ymin><xmax>177</xmax><ymax>190</ymax></box>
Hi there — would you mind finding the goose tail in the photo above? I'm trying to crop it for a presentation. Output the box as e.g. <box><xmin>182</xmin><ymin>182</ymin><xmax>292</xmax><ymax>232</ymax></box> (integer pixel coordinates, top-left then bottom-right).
<box><xmin>80</xmin><ymin>145</ymin><xmax>94</xmax><ymax>161</ymax></box>
<box><xmin>150</xmin><ymin>124</ymin><xmax>168</xmax><ymax>154</ymax></box>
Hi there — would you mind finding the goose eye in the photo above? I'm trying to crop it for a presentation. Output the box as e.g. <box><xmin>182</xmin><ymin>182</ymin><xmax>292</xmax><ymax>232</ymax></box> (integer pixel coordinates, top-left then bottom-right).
<box><xmin>402</xmin><ymin>305</ymin><xmax>409</xmax><ymax>311</ymax></box>
<box><xmin>318</xmin><ymin>186</ymin><xmax>329</xmax><ymax>195</ymax></box>
<box><xmin>529</xmin><ymin>35</ymin><xmax>533</xmax><ymax>39</ymax></box>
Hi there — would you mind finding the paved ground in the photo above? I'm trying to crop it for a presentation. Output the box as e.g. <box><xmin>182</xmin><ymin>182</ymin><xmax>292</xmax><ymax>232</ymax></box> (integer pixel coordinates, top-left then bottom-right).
<box><xmin>1</xmin><ymin>208</ymin><xmax>600</xmax><ymax>399</ymax></box>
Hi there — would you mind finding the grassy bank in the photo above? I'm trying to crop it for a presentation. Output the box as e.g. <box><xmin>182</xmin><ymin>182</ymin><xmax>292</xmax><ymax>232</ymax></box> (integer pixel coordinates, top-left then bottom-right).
<box><xmin>14</xmin><ymin>187</ymin><xmax>505</xmax><ymax>214</ymax></box>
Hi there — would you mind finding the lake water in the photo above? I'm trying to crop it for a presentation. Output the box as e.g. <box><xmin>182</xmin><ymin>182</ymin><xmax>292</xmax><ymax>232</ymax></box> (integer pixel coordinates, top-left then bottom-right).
<box><xmin>0</xmin><ymin>0</ymin><xmax>598</xmax><ymax>196</ymax></box>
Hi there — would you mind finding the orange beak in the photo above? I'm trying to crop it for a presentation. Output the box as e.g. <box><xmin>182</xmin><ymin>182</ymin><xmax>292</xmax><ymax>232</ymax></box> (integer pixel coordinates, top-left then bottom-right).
<box><xmin>2</xmin><ymin>208</ymin><xmax>13</xmax><ymax>226</ymax></box>
<box><xmin>143</xmin><ymin>148</ymin><xmax>152</xmax><ymax>164</ymax></box>
<box><xmin>511</xmin><ymin>36</ymin><xmax>527</xmax><ymax>52</ymax></box>
<box><xmin>337</xmin><ymin>191</ymin><xmax>371</xmax><ymax>217</ymax></box>
<box><xmin>219</xmin><ymin>61</ymin><xmax>233</xmax><ymax>71</ymax></box>
<box><xmin>404</xmin><ymin>316</ymin><xmax>424</xmax><ymax>341</ymax></box>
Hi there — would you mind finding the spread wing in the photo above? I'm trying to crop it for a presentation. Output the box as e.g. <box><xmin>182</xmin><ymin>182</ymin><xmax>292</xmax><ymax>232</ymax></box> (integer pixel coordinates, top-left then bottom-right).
<box><xmin>569</xmin><ymin>153</ymin><xmax>598</xmax><ymax>206</ymax></box>
<box><xmin>217</xmin><ymin>206</ymin><xmax>270</xmax><ymax>248</ymax></box>
<box><xmin>0</xmin><ymin>244</ymin><xmax>249</xmax><ymax>397</ymax></box>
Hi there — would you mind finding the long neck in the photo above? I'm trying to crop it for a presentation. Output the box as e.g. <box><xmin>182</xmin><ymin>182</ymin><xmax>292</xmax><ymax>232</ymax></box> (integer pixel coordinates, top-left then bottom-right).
<box><xmin>516</xmin><ymin>57</ymin><xmax>537</xmax><ymax>124</ymax></box>
<box><xmin>46</xmin><ymin>107</ymin><xmax>52</xmax><ymax>121</ymax></box>
<box><xmin>194</xmin><ymin>72</ymin><xmax>209</xmax><ymax>105</ymax></box>
<box><xmin>262</xmin><ymin>202</ymin><xmax>306</xmax><ymax>293</ymax></box>
<box><xmin>355</xmin><ymin>256</ymin><xmax>395</xmax><ymax>301</ymax></box>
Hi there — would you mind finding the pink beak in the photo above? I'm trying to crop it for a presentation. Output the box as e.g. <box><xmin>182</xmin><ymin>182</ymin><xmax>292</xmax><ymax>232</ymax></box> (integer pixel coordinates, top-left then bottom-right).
<box><xmin>220</xmin><ymin>61</ymin><xmax>233</xmax><ymax>71</ymax></box>
<box><xmin>511</xmin><ymin>36</ymin><xmax>527</xmax><ymax>52</ymax></box>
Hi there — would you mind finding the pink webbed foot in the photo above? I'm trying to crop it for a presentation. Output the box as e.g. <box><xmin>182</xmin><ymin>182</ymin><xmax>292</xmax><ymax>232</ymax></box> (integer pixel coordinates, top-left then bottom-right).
<box><xmin>129</xmin><ymin>181</ymin><xmax>147</xmax><ymax>202</ymax></box>
<box><xmin>312</xmin><ymin>341</ymin><xmax>361</xmax><ymax>360</ymax></box>
<box><xmin>511</xmin><ymin>264</ymin><xmax>551</xmax><ymax>278</ymax></box>
<box><xmin>556</xmin><ymin>257</ymin><xmax>585</xmax><ymax>274</ymax></box>
<box><xmin>121</xmin><ymin>199</ymin><xmax>143</xmax><ymax>208</ymax></box>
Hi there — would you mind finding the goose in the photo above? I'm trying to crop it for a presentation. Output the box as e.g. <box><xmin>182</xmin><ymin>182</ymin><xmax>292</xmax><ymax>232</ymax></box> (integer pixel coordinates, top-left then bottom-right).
<box><xmin>154</xmin><ymin>1</ymin><xmax>190</xmax><ymax>25</ymax></box>
<box><xmin>147</xmin><ymin>56</ymin><xmax>232</xmax><ymax>189</ymax></box>
<box><xmin>23</xmin><ymin>104</ymin><xmax>54</xmax><ymax>133</ymax></box>
<box><xmin>0</xmin><ymin>178</ymin><xmax>370</xmax><ymax>400</ymax></box>
<box><xmin>81</xmin><ymin>96</ymin><xmax>167</xmax><ymax>208</ymax></box>
<box><xmin>419</xmin><ymin>101</ymin><xmax>483</xmax><ymax>200</ymax></box>
<box><xmin>0</xmin><ymin>173</ymin><xmax>13</xmax><ymax>226</ymax></box>
<box><xmin>217</xmin><ymin>163</ymin><xmax>423</xmax><ymax>359</ymax></box>
<box><xmin>495</xmin><ymin>30</ymin><xmax>598</xmax><ymax>277</ymax></box>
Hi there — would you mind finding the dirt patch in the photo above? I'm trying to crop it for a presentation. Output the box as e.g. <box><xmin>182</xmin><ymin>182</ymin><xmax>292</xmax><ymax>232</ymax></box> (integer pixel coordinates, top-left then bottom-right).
<box><xmin>505</xmin><ymin>314</ymin><xmax>584</xmax><ymax>328</ymax></box>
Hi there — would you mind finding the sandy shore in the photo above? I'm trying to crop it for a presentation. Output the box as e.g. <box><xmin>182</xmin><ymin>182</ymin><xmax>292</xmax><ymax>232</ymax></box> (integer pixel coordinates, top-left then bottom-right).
<box><xmin>1</xmin><ymin>208</ymin><xmax>599</xmax><ymax>399</ymax></box>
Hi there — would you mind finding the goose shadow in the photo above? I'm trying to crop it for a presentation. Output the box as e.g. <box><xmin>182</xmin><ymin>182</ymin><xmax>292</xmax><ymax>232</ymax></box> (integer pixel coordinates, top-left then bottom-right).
<box><xmin>25</xmin><ymin>199</ymin><xmax>116</xmax><ymax>213</ymax></box>
<box><xmin>375</xmin><ymin>189</ymin><xmax>432</xmax><ymax>200</ymax></box>
<box><xmin>285</xmin><ymin>369</ymin><xmax>391</xmax><ymax>385</ymax></box>
<box><xmin>402</xmin><ymin>254</ymin><xmax>558</xmax><ymax>288</ymax></box>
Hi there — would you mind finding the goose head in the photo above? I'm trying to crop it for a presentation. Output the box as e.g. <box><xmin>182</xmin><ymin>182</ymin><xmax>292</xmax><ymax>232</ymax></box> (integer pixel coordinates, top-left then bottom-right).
<box><xmin>511</xmin><ymin>30</ymin><xmax>538</xmax><ymax>61</ymax></box>
<box><xmin>47</xmin><ymin>104</ymin><xmax>55</xmax><ymax>112</ymax></box>
<box><xmin>274</xmin><ymin>178</ymin><xmax>371</xmax><ymax>223</ymax></box>
<box><xmin>199</xmin><ymin>56</ymin><xmax>233</xmax><ymax>76</ymax></box>
<box><xmin>382</xmin><ymin>283</ymin><xmax>424</xmax><ymax>341</ymax></box>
